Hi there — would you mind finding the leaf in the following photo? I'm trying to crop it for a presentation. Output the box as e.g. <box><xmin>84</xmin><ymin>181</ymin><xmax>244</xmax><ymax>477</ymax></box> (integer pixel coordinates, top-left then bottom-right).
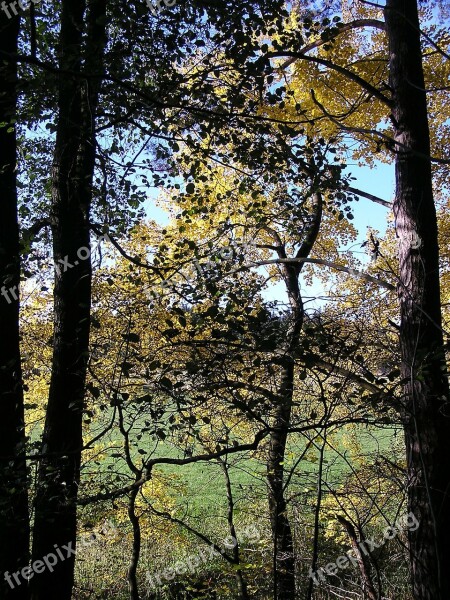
<box><xmin>163</xmin><ymin>328</ymin><xmax>180</xmax><ymax>339</ymax></box>
<box><xmin>88</xmin><ymin>385</ymin><xmax>101</xmax><ymax>399</ymax></box>
<box><xmin>122</xmin><ymin>332</ymin><xmax>140</xmax><ymax>342</ymax></box>
<box><xmin>160</xmin><ymin>376</ymin><xmax>173</xmax><ymax>390</ymax></box>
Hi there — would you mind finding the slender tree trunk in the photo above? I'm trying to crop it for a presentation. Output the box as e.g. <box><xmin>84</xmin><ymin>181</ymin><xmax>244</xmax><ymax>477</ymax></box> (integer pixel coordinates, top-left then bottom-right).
<box><xmin>128</xmin><ymin>486</ymin><xmax>142</xmax><ymax>600</ymax></box>
<box><xmin>384</xmin><ymin>2</ymin><xmax>450</xmax><ymax>598</ymax></box>
<box><xmin>30</xmin><ymin>1</ymin><xmax>106</xmax><ymax>598</ymax></box>
<box><xmin>220</xmin><ymin>459</ymin><xmax>249</xmax><ymax>600</ymax></box>
<box><xmin>266</xmin><ymin>192</ymin><xmax>322</xmax><ymax>599</ymax></box>
<box><xmin>0</xmin><ymin>13</ymin><xmax>30</xmax><ymax>600</ymax></box>
<box><xmin>336</xmin><ymin>517</ymin><xmax>378</xmax><ymax>600</ymax></box>
<box><xmin>305</xmin><ymin>435</ymin><xmax>325</xmax><ymax>600</ymax></box>
<box><xmin>267</xmin><ymin>362</ymin><xmax>297</xmax><ymax>600</ymax></box>
<box><xmin>267</xmin><ymin>262</ymin><xmax>304</xmax><ymax>600</ymax></box>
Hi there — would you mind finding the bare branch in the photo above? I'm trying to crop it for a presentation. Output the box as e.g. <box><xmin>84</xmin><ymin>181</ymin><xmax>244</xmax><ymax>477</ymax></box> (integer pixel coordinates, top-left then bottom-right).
<box><xmin>310</xmin><ymin>89</ymin><xmax>450</xmax><ymax>165</ymax></box>
<box><xmin>347</xmin><ymin>186</ymin><xmax>391</xmax><ymax>208</ymax></box>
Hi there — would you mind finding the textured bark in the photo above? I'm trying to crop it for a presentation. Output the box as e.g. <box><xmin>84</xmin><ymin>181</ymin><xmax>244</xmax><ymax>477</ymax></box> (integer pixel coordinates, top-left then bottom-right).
<box><xmin>267</xmin><ymin>355</ymin><xmax>297</xmax><ymax>600</ymax></box>
<box><xmin>30</xmin><ymin>1</ymin><xmax>106</xmax><ymax>598</ymax></box>
<box><xmin>384</xmin><ymin>1</ymin><xmax>450</xmax><ymax>598</ymax></box>
<box><xmin>267</xmin><ymin>193</ymin><xmax>322</xmax><ymax>599</ymax></box>
<box><xmin>0</xmin><ymin>13</ymin><xmax>30</xmax><ymax>600</ymax></box>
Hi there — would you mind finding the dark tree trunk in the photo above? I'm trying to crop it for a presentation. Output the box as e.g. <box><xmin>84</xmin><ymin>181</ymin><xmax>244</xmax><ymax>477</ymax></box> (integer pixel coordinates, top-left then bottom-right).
<box><xmin>267</xmin><ymin>193</ymin><xmax>322</xmax><ymax>599</ymax></box>
<box><xmin>267</xmin><ymin>357</ymin><xmax>297</xmax><ymax>600</ymax></box>
<box><xmin>384</xmin><ymin>2</ymin><xmax>450</xmax><ymax>598</ymax></box>
<box><xmin>30</xmin><ymin>1</ymin><xmax>106</xmax><ymax>598</ymax></box>
<box><xmin>266</xmin><ymin>247</ymin><xmax>303</xmax><ymax>600</ymax></box>
<box><xmin>0</xmin><ymin>13</ymin><xmax>30</xmax><ymax>600</ymax></box>
<box><xmin>127</xmin><ymin>486</ymin><xmax>142</xmax><ymax>600</ymax></box>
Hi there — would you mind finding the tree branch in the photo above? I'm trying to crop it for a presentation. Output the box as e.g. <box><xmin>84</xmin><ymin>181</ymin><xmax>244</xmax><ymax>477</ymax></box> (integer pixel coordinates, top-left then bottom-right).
<box><xmin>347</xmin><ymin>186</ymin><xmax>391</xmax><ymax>208</ymax></box>
<box><xmin>269</xmin><ymin>51</ymin><xmax>392</xmax><ymax>107</ymax></box>
<box><xmin>247</xmin><ymin>257</ymin><xmax>395</xmax><ymax>290</ymax></box>
<box><xmin>280</xmin><ymin>19</ymin><xmax>386</xmax><ymax>70</ymax></box>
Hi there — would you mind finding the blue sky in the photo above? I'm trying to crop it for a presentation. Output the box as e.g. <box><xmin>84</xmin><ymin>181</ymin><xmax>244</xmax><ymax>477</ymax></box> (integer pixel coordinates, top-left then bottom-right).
<box><xmin>349</xmin><ymin>160</ymin><xmax>394</xmax><ymax>238</ymax></box>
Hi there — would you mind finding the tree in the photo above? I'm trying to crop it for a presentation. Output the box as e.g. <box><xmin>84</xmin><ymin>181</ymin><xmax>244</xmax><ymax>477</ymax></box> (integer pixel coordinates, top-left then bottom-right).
<box><xmin>30</xmin><ymin>1</ymin><xmax>107</xmax><ymax>598</ymax></box>
<box><xmin>384</xmin><ymin>1</ymin><xmax>450</xmax><ymax>598</ymax></box>
<box><xmin>4</xmin><ymin>1</ymin><xmax>449</xmax><ymax>597</ymax></box>
<box><xmin>268</xmin><ymin>1</ymin><xmax>450</xmax><ymax>597</ymax></box>
<box><xmin>0</xmin><ymin>12</ymin><xmax>30</xmax><ymax>600</ymax></box>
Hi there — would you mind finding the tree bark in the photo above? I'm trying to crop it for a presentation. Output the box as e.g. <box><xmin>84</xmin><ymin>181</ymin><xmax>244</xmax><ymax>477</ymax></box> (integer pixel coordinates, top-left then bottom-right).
<box><xmin>266</xmin><ymin>192</ymin><xmax>322</xmax><ymax>599</ymax></box>
<box><xmin>267</xmin><ymin>352</ymin><xmax>297</xmax><ymax>600</ymax></box>
<box><xmin>384</xmin><ymin>1</ymin><xmax>450</xmax><ymax>598</ymax></box>
<box><xmin>0</xmin><ymin>13</ymin><xmax>30</xmax><ymax>600</ymax></box>
<box><xmin>30</xmin><ymin>1</ymin><xmax>106</xmax><ymax>598</ymax></box>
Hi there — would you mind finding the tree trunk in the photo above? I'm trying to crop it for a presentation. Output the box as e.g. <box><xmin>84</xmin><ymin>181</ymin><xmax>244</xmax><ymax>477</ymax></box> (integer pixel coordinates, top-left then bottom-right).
<box><xmin>127</xmin><ymin>486</ymin><xmax>142</xmax><ymax>600</ymax></box>
<box><xmin>336</xmin><ymin>517</ymin><xmax>378</xmax><ymax>600</ymax></box>
<box><xmin>267</xmin><ymin>192</ymin><xmax>322</xmax><ymax>599</ymax></box>
<box><xmin>30</xmin><ymin>1</ymin><xmax>106</xmax><ymax>598</ymax></box>
<box><xmin>0</xmin><ymin>13</ymin><xmax>30</xmax><ymax>600</ymax></box>
<box><xmin>305</xmin><ymin>435</ymin><xmax>325</xmax><ymax>600</ymax></box>
<box><xmin>267</xmin><ymin>359</ymin><xmax>297</xmax><ymax>600</ymax></box>
<box><xmin>266</xmin><ymin>264</ymin><xmax>303</xmax><ymax>599</ymax></box>
<box><xmin>384</xmin><ymin>2</ymin><xmax>450</xmax><ymax>598</ymax></box>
